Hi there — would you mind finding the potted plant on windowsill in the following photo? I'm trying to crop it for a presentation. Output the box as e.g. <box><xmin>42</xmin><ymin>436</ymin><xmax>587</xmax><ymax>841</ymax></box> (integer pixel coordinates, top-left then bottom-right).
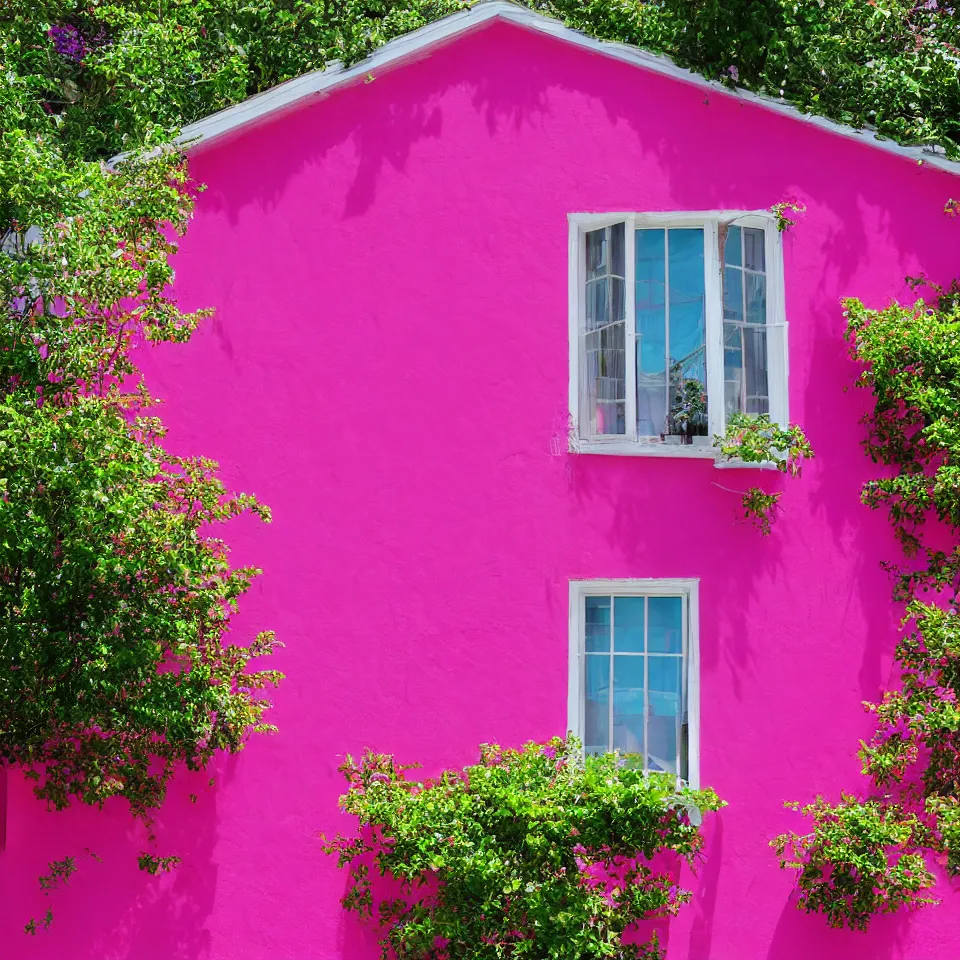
<box><xmin>666</xmin><ymin>366</ymin><xmax>708</xmax><ymax>445</ymax></box>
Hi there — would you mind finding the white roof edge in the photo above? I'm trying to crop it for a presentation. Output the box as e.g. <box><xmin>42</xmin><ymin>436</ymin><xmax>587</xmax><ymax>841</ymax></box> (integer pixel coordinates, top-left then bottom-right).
<box><xmin>149</xmin><ymin>0</ymin><xmax>960</xmax><ymax>177</ymax></box>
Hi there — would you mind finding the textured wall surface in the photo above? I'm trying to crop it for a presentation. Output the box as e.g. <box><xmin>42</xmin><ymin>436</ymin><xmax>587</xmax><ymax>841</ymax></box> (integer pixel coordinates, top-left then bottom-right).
<box><xmin>2</xmin><ymin>19</ymin><xmax>959</xmax><ymax>960</ymax></box>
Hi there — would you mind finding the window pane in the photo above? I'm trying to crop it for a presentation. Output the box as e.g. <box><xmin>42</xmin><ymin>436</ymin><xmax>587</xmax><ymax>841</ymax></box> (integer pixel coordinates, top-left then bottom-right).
<box><xmin>610</xmin><ymin>222</ymin><xmax>626</xmax><ymax>277</ymax></box>
<box><xmin>647</xmin><ymin>657</ymin><xmax>682</xmax><ymax>774</ymax></box>
<box><xmin>585</xmin><ymin>278</ymin><xmax>609</xmax><ymax>331</ymax></box>
<box><xmin>744</xmin><ymin>227</ymin><xmax>765</xmax><ymax>272</ymax></box>
<box><xmin>611</xmin><ymin>277</ymin><xmax>626</xmax><ymax>324</ymax></box>
<box><xmin>585</xmin><ymin>654</ymin><xmax>610</xmax><ymax>754</ymax></box>
<box><xmin>613</xmin><ymin>597</ymin><xmax>644</xmax><ymax>653</ymax></box>
<box><xmin>668</xmin><ymin>229</ymin><xmax>707</xmax><ymax>436</ymax></box>
<box><xmin>584</xmin><ymin>323</ymin><xmax>626</xmax><ymax>435</ymax></box>
<box><xmin>648</xmin><ymin>597</ymin><xmax>682</xmax><ymax>653</ymax></box>
<box><xmin>724</xmin><ymin>321</ymin><xmax>744</xmax><ymax>419</ymax></box>
<box><xmin>723</xmin><ymin>225</ymin><xmax>742</xmax><ymax>267</ymax></box>
<box><xmin>744</xmin><ymin>325</ymin><xmax>770</xmax><ymax>414</ymax></box>
<box><xmin>636</xmin><ymin>229</ymin><xmax>667</xmax><ymax>436</ymax></box>
<box><xmin>668</xmin><ymin>229</ymin><xmax>706</xmax><ymax>370</ymax></box>
<box><xmin>613</xmin><ymin>655</ymin><xmax>645</xmax><ymax>756</ymax></box>
<box><xmin>586</xmin><ymin>228</ymin><xmax>607</xmax><ymax>280</ymax></box>
<box><xmin>723</xmin><ymin>267</ymin><xmax>744</xmax><ymax>322</ymax></box>
<box><xmin>746</xmin><ymin>272</ymin><xmax>766</xmax><ymax>325</ymax></box>
<box><xmin>585</xmin><ymin>596</ymin><xmax>611</xmax><ymax>653</ymax></box>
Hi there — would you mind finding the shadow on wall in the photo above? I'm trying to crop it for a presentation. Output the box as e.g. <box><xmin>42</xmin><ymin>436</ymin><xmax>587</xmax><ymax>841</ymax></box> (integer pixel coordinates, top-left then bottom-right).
<box><xmin>1</xmin><ymin>761</ymin><xmax>225</xmax><ymax>960</ymax></box>
<box><xmin>767</xmin><ymin>897</ymin><xmax>908</xmax><ymax>960</ymax></box>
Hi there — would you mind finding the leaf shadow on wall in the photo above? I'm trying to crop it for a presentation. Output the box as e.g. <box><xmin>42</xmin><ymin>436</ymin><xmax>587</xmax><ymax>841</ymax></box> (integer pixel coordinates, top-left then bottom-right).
<box><xmin>766</xmin><ymin>896</ymin><xmax>908</xmax><ymax>960</ymax></box>
<box><xmin>0</xmin><ymin>762</ymin><xmax>225</xmax><ymax>960</ymax></box>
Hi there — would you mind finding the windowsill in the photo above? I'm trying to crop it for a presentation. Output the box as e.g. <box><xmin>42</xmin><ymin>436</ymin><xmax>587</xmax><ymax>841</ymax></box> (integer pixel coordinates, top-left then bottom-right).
<box><xmin>573</xmin><ymin>439</ymin><xmax>718</xmax><ymax>459</ymax></box>
<box><xmin>572</xmin><ymin>439</ymin><xmax>780</xmax><ymax>471</ymax></box>
<box><xmin>713</xmin><ymin>457</ymin><xmax>780</xmax><ymax>471</ymax></box>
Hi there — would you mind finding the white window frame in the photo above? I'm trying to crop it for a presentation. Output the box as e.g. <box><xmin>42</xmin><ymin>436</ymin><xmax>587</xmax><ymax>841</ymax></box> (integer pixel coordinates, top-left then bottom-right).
<box><xmin>568</xmin><ymin>211</ymin><xmax>788</xmax><ymax>458</ymax></box>
<box><xmin>567</xmin><ymin>578</ymin><xmax>700</xmax><ymax>789</ymax></box>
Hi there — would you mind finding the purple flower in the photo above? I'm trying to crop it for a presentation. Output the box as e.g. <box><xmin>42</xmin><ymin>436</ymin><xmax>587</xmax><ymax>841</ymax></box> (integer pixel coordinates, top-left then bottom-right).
<box><xmin>49</xmin><ymin>24</ymin><xmax>86</xmax><ymax>63</ymax></box>
<box><xmin>727</xmin><ymin>65</ymin><xmax>739</xmax><ymax>82</ymax></box>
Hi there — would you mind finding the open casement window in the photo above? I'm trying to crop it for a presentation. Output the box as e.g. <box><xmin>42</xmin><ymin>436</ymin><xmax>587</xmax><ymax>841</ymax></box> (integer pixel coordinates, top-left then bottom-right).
<box><xmin>568</xmin><ymin>579</ymin><xmax>700</xmax><ymax>787</ymax></box>
<box><xmin>569</xmin><ymin>213</ymin><xmax>788</xmax><ymax>455</ymax></box>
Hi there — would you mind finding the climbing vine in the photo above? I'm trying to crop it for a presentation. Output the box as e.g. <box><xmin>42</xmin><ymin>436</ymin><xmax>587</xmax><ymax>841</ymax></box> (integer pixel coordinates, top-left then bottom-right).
<box><xmin>713</xmin><ymin>414</ymin><xmax>814</xmax><ymax>534</ymax></box>
<box><xmin>773</xmin><ymin>212</ymin><xmax>960</xmax><ymax>928</ymax></box>
<box><xmin>1</xmin><ymin>123</ymin><xmax>282</xmax><ymax>924</ymax></box>
<box><xmin>322</xmin><ymin>736</ymin><xmax>724</xmax><ymax>960</ymax></box>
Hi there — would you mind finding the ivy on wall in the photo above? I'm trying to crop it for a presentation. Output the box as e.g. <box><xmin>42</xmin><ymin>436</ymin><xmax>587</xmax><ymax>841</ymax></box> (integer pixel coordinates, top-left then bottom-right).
<box><xmin>773</xmin><ymin>228</ymin><xmax>960</xmax><ymax>929</ymax></box>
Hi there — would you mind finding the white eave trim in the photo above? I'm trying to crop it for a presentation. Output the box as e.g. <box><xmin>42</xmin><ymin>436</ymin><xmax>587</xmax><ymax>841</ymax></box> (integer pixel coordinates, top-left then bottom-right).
<box><xmin>130</xmin><ymin>0</ymin><xmax>960</xmax><ymax>177</ymax></box>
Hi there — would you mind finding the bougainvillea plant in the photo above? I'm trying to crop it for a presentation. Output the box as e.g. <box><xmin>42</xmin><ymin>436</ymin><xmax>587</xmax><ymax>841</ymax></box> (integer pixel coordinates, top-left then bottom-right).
<box><xmin>322</xmin><ymin>737</ymin><xmax>724</xmax><ymax>960</ymax></box>
<box><xmin>770</xmin><ymin>199</ymin><xmax>807</xmax><ymax>233</ymax></box>
<box><xmin>773</xmin><ymin>234</ymin><xmax>960</xmax><ymax>927</ymax></box>
<box><xmin>713</xmin><ymin>414</ymin><xmax>814</xmax><ymax>534</ymax></box>
<box><xmin>2</xmin><ymin>118</ymin><xmax>281</xmax><ymax>929</ymax></box>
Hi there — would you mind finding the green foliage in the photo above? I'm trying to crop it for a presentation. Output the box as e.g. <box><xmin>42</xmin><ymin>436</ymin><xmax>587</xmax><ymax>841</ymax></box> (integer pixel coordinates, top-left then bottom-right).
<box><xmin>774</xmin><ymin>258</ymin><xmax>960</xmax><ymax>928</ymax></box>
<box><xmin>1</xmin><ymin>146</ymin><xmax>281</xmax><ymax>819</ymax></box>
<box><xmin>322</xmin><ymin>736</ymin><xmax>724</xmax><ymax>960</ymax></box>
<box><xmin>2</xmin><ymin>0</ymin><xmax>958</xmax><ymax>164</ymax></box>
<box><xmin>668</xmin><ymin>363</ymin><xmax>708</xmax><ymax>438</ymax></box>
<box><xmin>713</xmin><ymin>414</ymin><xmax>813</xmax><ymax>533</ymax></box>
<box><xmin>770</xmin><ymin>198</ymin><xmax>807</xmax><ymax>233</ymax></box>
<box><xmin>715</xmin><ymin>414</ymin><xmax>813</xmax><ymax>475</ymax></box>
<box><xmin>738</xmin><ymin>487</ymin><xmax>782</xmax><ymax>536</ymax></box>
<box><xmin>771</xmin><ymin>796</ymin><xmax>937</xmax><ymax>930</ymax></box>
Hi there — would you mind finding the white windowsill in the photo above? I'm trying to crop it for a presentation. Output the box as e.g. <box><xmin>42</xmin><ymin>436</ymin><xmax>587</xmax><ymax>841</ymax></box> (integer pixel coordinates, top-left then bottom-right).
<box><xmin>713</xmin><ymin>458</ymin><xmax>780</xmax><ymax>471</ymax></box>
<box><xmin>573</xmin><ymin>439</ymin><xmax>718</xmax><ymax>459</ymax></box>
<box><xmin>572</xmin><ymin>439</ymin><xmax>779</xmax><ymax>470</ymax></box>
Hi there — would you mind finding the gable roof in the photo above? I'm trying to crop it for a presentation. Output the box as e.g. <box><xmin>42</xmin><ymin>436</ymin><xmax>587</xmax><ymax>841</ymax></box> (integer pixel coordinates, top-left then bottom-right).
<box><xmin>172</xmin><ymin>0</ymin><xmax>960</xmax><ymax>178</ymax></box>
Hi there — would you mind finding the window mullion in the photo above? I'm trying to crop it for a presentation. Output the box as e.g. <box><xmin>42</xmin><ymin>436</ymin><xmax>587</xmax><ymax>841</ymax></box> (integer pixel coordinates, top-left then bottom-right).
<box><xmin>643</xmin><ymin>597</ymin><xmax>649</xmax><ymax>773</ymax></box>
<box><xmin>704</xmin><ymin>223</ymin><xmax>725</xmax><ymax>437</ymax></box>
<box><xmin>624</xmin><ymin>218</ymin><xmax>637</xmax><ymax>441</ymax></box>
<box><xmin>608</xmin><ymin>598</ymin><xmax>615</xmax><ymax>753</ymax></box>
<box><xmin>663</xmin><ymin>232</ymin><xmax>671</xmax><ymax>433</ymax></box>
<box><xmin>767</xmin><ymin>224</ymin><xmax>789</xmax><ymax>426</ymax></box>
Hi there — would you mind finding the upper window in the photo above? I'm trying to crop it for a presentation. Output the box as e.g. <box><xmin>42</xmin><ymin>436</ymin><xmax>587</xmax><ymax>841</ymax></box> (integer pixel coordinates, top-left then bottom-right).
<box><xmin>569</xmin><ymin>213</ymin><xmax>788</xmax><ymax>455</ymax></box>
<box><xmin>568</xmin><ymin>579</ymin><xmax>699</xmax><ymax>786</ymax></box>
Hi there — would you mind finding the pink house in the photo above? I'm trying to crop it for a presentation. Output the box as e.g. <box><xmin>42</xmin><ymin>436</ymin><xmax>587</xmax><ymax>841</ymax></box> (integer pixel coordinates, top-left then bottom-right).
<box><xmin>4</xmin><ymin>3</ymin><xmax>960</xmax><ymax>958</ymax></box>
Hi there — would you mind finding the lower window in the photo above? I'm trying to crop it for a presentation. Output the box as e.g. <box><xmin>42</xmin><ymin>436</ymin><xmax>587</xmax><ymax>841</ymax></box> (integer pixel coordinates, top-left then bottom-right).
<box><xmin>568</xmin><ymin>579</ymin><xmax>699</xmax><ymax>785</ymax></box>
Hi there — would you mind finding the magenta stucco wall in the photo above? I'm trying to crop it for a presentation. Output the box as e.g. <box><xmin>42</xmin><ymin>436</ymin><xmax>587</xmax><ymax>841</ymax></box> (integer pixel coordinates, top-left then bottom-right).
<box><xmin>3</xmin><ymin>19</ymin><xmax>960</xmax><ymax>960</ymax></box>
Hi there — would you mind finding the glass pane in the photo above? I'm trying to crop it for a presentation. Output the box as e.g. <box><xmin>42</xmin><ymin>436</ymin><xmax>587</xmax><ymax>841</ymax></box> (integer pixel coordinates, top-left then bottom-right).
<box><xmin>648</xmin><ymin>597</ymin><xmax>682</xmax><ymax>653</ymax></box>
<box><xmin>668</xmin><ymin>229</ymin><xmax>707</xmax><ymax>437</ymax></box>
<box><xmin>723</xmin><ymin>267</ymin><xmax>744</xmax><ymax>322</ymax></box>
<box><xmin>611</xmin><ymin>277</ymin><xmax>626</xmax><ymax>324</ymax></box>
<box><xmin>744</xmin><ymin>325</ymin><xmax>769</xmax><ymax>414</ymax></box>
<box><xmin>723</xmin><ymin>225</ymin><xmax>742</xmax><ymax>267</ymax></box>
<box><xmin>613</xmin><ymin>597</ymin><xmax>644</xmax><ymax>653</ymax></box>
<box><xmin>647</xmin><ymin>657</ymin><xmax>682</xmax><ymax>774</ymax></box>
<box><xmin>744</xmin><ymin>227</ymin><xmax>765</xmax><ymax>272</ymax></box>
<box><xmin>636</xmin><ymin>229</ymin><xmax>667</xmax><ymax>437</ymax></box>
<box><xmin>584</xmin><ymin>655</ymin><xmax>610</xmax><ymax>754</ymax></box>
<box><xmin>746</xmin><ymin>272</ymin><xmax>767</xmax><ymax>325</ymax></box>
<box><xmin>610</xmin><ymin>222</ymin><xmax>626</xmax><ymax>277</ymax></box>
<box><xmin>585</xmin><ymin>278</ymin><xmax>609</xmax><ymax>331</ymax></box>
<box><xmin>585</xmin><ymin>596</ymin><xmax>611</xmax><ymax>653</ymax></box>
<box><xmin>584</xmin><ymin>324</ymin><xmax>626</xmax><ymax>435</ymax></box>
<box><xmin>613</xmin><ymin>656</ymin><xmax>645</xmax><ymax>756</ymax></box>
<box><xmin>724</xmin><ymin>321</ymin><xmax>744</xmax><ymax>418</ymax></box>
<box><xmin>668</xmin><ymin>229</ymin><xmax>706</xmax><ymax>372</ymax></box>
<box><xmin>586</xmin><ymin>228</ymin><xmax>607</xmax><ymax>280</ymax></box>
